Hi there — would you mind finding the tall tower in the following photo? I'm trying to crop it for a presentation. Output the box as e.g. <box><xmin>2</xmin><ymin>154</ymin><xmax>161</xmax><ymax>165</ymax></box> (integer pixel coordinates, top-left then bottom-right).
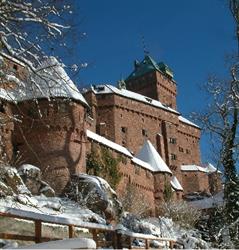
<box><xmin>125</xmin><ymin>55</ymin><xmax>177</xmax><ymax>109</ymax></box>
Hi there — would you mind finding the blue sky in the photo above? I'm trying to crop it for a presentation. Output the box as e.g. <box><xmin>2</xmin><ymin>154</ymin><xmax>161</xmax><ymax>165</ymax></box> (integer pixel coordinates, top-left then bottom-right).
<box><xmin>70</xmin><ymin>0</ymin><xmax>236</xmax><ymax>163</ymax></box>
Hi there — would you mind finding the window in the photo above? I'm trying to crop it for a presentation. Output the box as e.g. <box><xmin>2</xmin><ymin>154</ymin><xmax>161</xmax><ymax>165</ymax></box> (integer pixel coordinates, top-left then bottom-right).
<box><xmin>171</xmin><ymin>154</ymin><xmax>177</xmax><ymax>160</ymax></box>
<box><xmin>142</xmin><ymin>129</ymin><xmax>148</xmax><ymax>137</ymax></box>
<box><xmin>169</xmin><ymin>137</ymin><xmax>177</xmax><ymax>144</ymax></box>
<box><xmin>13</xmin><ymin>64</ymin><xmax>18</xmax><ymax>71</ymax></box>
<box><xmin>179</xmin><ymin>147</ymin><xmax>184</xmax><ymax>152</ymax></box>
<box><xmin>121</xmin><ymin>127</ymin><xmax>127</xmax><ymax>133</ymax></box>
<box><xmin>0</xmin><ymin>102</ymin><xmax>5</xmax><ymax>113</ymax></box>
<box><xmin>186</xmin><ymin>149</ymin><xmax>190</xmax><ymax>154</ymax></box>
<box><xmin>135</xmin><ymin>166</ymin><xmax>140</xmax><ymax>175</ymax></box>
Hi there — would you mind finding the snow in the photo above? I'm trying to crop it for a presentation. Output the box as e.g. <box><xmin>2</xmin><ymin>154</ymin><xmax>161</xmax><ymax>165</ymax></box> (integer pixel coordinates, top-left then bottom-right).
<box><xmin>131</xmin><ymin>157</ymin><xmax>155</xmax><ymax>172</ymax></box>
<box><xmin>0</xmin><ymin>196</ymin><xmax>110</xmax><ymax>229</ymax></box>
<box><xmin>170</xmin><ymin>176</ymin><xmax>183</xmax><ymax>191</ymax></box>
<box><xmin>17</xmin><ymin>238</ymin><xmax>96</xmax><ymax>249</ymax></box>
<box><xmin>0</xmin><ymin>52</ymin><xmax>25</xmax><ymax>67</ymax></box>
<box><xmin>181</xmin><ymin>165</ymin><xmax>208</xmax><ymax>173</ymax></box>
<box><xmin>189</xmin><ymin>191</ymin><xmax>224</xmax><ymax>209</ymax></box>
<box><xmin>18</xmin><ymin>164</ymin><xmax>40</xmax><ymax>175</ymax></box>
<box><xmin>91</xmin><ymin>84</ymin><xmax>179</xmax><ymax>114</ymax></box>
<box><xmin>136</xmin><ymin>140</ymin><xmax>172</xmax><ymax>174</ymax></box>
<box><xmin>203</xmin><ymin>163</ymin><xmax>222</xmax><ymax>173</ymax></box>
<box><xmin>16</xmin><ymin>57</ymin><xmax>89</xmax><ymax>106</ymax></box>
<box><xmin>0</xmin><ymin>88</ymin><xmax>15</xmax><ymax>101</ymax></box>
<box><xmin>87</xmin><ymin>130</ymin><xmax>171</xmax><ymax>174</ymax></box>
<box><xmin>178</xmin><ymin>115</ymin><xmax>200</xmax><ymax>128</ymax></box>
<box><xmin>181</xmin><ymin>164</ymin><xmax>220</xmax><ymax>174</ymax></box>
<box><xmin>86</xmin><ymin>129</ymin><xmax>132</xmax><ymax>158</ymax></box>
<box><xmin>78</xmin><ymin>173</ymin><xmax>117</xmax><ymax>195</ymax></box>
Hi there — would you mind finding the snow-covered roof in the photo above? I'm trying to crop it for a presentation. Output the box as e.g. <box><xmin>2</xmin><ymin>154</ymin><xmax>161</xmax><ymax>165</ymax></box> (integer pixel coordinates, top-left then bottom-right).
<box><xmin>86</xmin><ymin>130</ymin><xmax>170</xmax><ymax>173</ymax></box>
<box><xmin>15</xmin><ymin>57</ymin><xmax>88</xmax><ymax>106</ymax></box>
<box><xmin>178</xmin><ymin>116</ymin><xmax>200</xmax><ymax>128</ymax></box>
<box><xmin>203</xmin><ymin>163</ymin><xmax>222</xmax><ymax>174</ymax></box>
<box><xmin>131</xmin><ymin>157</ymin><xmax>155</xmax><ymax>172</ymax></box>
<box><xmin>136</xmin><ymin>140</ymin><xmax>172</xmax><ymax>174</ymax></box>
<box><xmin>181</xmin><ymin>165</ymin><xmax>208</xmax><ymax>173</ymax></box>
<box><xmin>170</xmin><ymin>176</ymin><xmax>183</xmax><ymax>191</ymax></box>
<box><xmin>91</xmin><ymin>84</ymin><xmax>179</xmax><ymax>114</ymax></box>
<box><xmin>86</xmin><ymin>129</ymin><xmax>132</xmax><ymax>158</ymax></box>
<box><xmin>0</xmin><ymin>56</ymin><xmax>88</xmax><ymax>106</ymax></box>
<box><xmin>91</xmin><ymin>85</ymin><xmax>200</xmax><ymax>128</ymax></box>
<box><xmin>181</xmin><ymin>164</ymin><xmax>222</xmax><ymax>174</ymax></box>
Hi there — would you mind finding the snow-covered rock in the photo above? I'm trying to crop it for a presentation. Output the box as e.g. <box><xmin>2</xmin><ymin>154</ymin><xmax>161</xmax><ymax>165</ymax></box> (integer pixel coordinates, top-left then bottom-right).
<box><xmin>121</xmin><ymin>213</ymin><xmax>161</xmax><ymax>236</ymax></box>
<box><xmin>18</xmin><ymin>164</ymin><xmax>55</xmax><ymax>197</ymax></box>
<box><xmin>0</xmin><ymin>165</ymin><xmax>30</xmax><ymax>195</ymax></box>
<box><xmin>16</xmin><ymin>194</ymin><xmax>38</xmax><ymax>207</ymax></box>
<box><xmin>64</xmin><ymin>174</ymin><xmax>123</xmax><ymax>222</ymax></box>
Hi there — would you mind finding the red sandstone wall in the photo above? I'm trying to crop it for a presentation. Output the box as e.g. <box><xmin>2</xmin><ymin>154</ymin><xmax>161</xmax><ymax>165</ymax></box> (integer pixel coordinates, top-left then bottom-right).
<box><xmin>177</xmin><ymin>121</ymin><xmax>201</xmax><ymax>166</ymax></box>
<box><xmin>12</xmin><ymin>99</ymin><xmax>87</xmax><ymax>194</ymax></box>
<box><xmin>181</xmin><ymin>171</ymin><xmax>210</xmax><ymax>194</ymax></box>
<box><xmin>126</xmin><ymin>71</ymin><xmax>177</xmax><ymax>109</ymax></box>
<box><xmin>88</xmin><ymin>91</ymin><xmax>201</xmax><ymax>187</ymax></box>
<box><xmin>156</xmin><ymin>71</ymin><xmax>177</xmax><ymax>109</ymax></box>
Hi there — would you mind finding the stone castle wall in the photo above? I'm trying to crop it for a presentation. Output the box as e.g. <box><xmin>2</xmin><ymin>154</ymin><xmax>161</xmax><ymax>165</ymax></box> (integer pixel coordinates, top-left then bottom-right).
<box><xmin>12</xmin><ymin>99</ymin><xmax>87</xmax><ymax>194</ymax></box>
<box><xmin>85</xmin><ymin>91</ymin><xmax>201</xmax><ymax>188</ymax></box>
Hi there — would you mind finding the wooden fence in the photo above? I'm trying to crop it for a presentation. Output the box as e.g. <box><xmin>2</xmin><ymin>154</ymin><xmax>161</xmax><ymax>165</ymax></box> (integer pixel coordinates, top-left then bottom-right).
<box><xmin>0</xmin><ymin>207</ymin><xmax>183</xmax><ymax>249</ymax></box>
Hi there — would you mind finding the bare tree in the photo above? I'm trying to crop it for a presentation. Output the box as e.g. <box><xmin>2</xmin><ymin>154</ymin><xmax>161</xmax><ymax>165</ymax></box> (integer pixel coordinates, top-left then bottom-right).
<box><xmin>193</xmin><ymin>1</ymin><xmax>239</xmax><ymax>247</ymax></box>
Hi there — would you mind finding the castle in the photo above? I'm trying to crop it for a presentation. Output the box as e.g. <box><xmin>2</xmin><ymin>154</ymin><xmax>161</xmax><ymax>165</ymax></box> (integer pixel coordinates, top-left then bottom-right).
<box><xmin>0</xmin><ymin>52</ymin><xmax>222</xmax><ymax>214</ymax></box>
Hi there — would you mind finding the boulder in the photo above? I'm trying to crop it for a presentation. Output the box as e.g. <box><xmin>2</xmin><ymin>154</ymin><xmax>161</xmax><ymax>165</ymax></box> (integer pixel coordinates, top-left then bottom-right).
<box><xmin>18</xmin><ymin>164</ymin><xmax>55</xmax><ymax>197</ymax></box>
<box><xmin>0</xmin><ymin>165</ymin><xmax>30</xmax><ymax>195</ymax></box>
<box><xmin>64</xmin><ymin>174</ymin><xmax>123</xmax><ymax>222</ymax></box>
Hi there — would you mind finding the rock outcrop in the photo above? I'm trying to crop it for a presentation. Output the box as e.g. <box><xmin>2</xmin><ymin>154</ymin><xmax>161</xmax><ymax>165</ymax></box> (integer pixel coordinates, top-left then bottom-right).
<box><xmin>18</xmin><ymin>164</ymin><xmax>55</xmax><ymax>197</ymax></box>
<box><xmin>0</xmin><ymin>164</ymin><xmax>55</xmax><ymax>198</ymax></box>
<box><xmin>64</xmin><ymin>174</ymin><xmax>123</xmax><ymax>222</ymax></box>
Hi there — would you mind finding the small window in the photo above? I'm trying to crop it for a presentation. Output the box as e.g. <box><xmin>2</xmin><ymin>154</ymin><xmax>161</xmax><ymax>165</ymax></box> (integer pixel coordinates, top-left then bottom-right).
<box><xmin>121</xmin><ymin>127</ymin><xmax>127</xmax><ymax>133</ymax></box>
<box><xmin>179</xmin><ymin>147</ymin><xmax>184</xmax><ymax>152</ymax></box>
<box><xmin>186</xmin><ymin>149</ymin><xmax>190</xmax><ymax>154</ymax></box>
<box><xmin>0</xmin><ymin>102</ymin><xmax>5</xmax><ymax>113</ymax></box>
<box><xmin>171</xmin><ymin>154</ymin><xmax>177</xmax><ymax>160</ymax></box>
<box><xmin>169</xmin><ymin>138</ymin><xmax>177</xmax><ymax>144</ymax></box>
<box><xmin>13</xmin><ymin>64</ymin><xmax>18</xmax><ymax>71</ymax></box>
<box><xmin>142</xmin><ymin>129</ymin><xmax>148</xmax><ymax>137</ymax></box>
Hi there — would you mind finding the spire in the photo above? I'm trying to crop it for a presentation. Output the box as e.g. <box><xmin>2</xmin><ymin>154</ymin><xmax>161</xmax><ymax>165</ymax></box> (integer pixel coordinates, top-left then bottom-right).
<box><xmin>136</xmin><ymin>140</ymin><xmax>172</xmax><ymax>174</ymax></box>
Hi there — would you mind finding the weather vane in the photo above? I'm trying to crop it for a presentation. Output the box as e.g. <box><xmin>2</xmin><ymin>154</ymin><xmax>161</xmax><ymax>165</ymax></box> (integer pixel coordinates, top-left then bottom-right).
<box><xmin>141</xmin><ymin>35</ymin><xmax>150</xmax><ymax>55</ymax></box>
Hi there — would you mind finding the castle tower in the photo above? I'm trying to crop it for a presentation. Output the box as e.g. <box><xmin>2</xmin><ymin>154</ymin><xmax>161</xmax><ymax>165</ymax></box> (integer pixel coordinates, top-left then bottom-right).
<box><xmin>125</xmin><ymin>55</ymin><xmax>177</xmax><ymax>109</ymax></box>
<box><xmin>11</xmin><ymin>57</ymin><xmax>89</xmax><ymax>194</ymax></box>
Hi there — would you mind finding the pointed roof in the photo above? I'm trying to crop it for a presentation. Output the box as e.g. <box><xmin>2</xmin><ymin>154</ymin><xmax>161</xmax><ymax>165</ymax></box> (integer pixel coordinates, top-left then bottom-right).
<box><xmin>126</xmin><ymin>55</ymin><xmax>174</xmax><ymax>81</ymax></box>
<box><xmin>204</xmin><ymin>163</ymin><xmax>222</xmax><ymax>174</ymax></box>
<box><xmin>4</xmin><ymin>57</ymin><xmax>88</xmax><ymax>106</ymax></box>
<box><xmin>171</xmin><ymin>176</ymin><xmax>183</xmax><ymax>191</ymax></box>
<box><xmin>136</xmin><ymin>140</ymin><xmax>172</xmax><ymax>174</ymax></box>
